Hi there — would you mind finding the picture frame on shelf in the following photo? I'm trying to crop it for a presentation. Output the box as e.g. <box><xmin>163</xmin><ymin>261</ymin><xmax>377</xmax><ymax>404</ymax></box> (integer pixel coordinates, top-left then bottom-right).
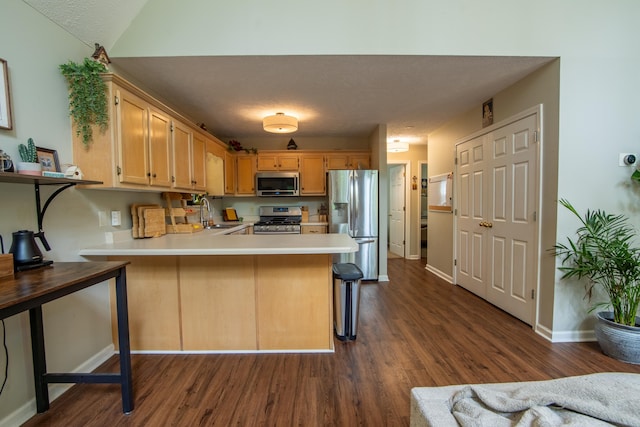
<box><xmin>0</xmin><ymin>58</ymin><xmax>12</xmax><ymax>130</ymax></box>
<box><xmin>36</xmin><ymin>147</ymin><xmax>60</xmax><ymax>172</ymax></box>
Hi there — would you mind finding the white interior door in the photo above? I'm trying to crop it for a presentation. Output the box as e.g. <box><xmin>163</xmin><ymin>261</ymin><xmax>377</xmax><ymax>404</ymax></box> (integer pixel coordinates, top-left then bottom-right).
<box><xmin>389</xmin><ymin>165</ymin><xmax>405</xmax><ymax>257</ymax></box>
<box><xmin>455</xmin><ymin>109</ymin><xmax>539</xmax><ymax>325</ymax></box>
<box><xmin>484</xmin><ymin>114</ymin><xmax>538</xmax><ymax>323</ymax></box>
<box><xmin>455</xmin><ymin>136</ymin><xmax>487</xmax><ymax>297</ymax></box>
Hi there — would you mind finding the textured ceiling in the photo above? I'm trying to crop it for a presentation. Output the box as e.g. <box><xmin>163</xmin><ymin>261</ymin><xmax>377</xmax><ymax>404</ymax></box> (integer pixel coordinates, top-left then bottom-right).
<box><xmin>23</xmin><ymin>0</ymin><xmax>553</xmax><ymax>146</ymax></box>
<box><xmin>24</xmin><ymin>0</ymin><xmax>148</xmax><ymax>49</ymax></box>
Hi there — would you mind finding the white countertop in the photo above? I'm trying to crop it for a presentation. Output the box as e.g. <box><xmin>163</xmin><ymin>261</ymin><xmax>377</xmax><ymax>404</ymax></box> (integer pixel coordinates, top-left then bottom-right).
<box><xmin>79</xmin><ymin>230</ymin><xmax>358</xmax><ymax>256</ymax></box>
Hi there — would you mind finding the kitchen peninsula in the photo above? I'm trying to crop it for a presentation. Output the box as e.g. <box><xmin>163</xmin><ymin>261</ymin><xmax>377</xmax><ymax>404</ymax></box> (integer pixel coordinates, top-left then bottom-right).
<box><xmin>80</xmin><ymin>230</ymin><xmax>358</xmax><ymax>353</ymax></box>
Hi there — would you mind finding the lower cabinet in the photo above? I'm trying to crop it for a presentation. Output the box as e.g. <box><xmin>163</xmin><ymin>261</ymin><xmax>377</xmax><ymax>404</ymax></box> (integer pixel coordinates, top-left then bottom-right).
<box><xmin>301</xmin><ymin>225</ymin><xmax>327</xmax><ymax>234</ymax></box>
<box><xmin>109</xmin><ymin>254</ymin><xmax>332</xmax><ymax>351</ymax></box>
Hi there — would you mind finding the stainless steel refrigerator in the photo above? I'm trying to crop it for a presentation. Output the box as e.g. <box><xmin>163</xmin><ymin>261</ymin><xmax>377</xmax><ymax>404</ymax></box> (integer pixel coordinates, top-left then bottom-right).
<box><xmin>328</xmin><ymin>170</ymin><xmax>379</xmax><ymax>280</ymax></box>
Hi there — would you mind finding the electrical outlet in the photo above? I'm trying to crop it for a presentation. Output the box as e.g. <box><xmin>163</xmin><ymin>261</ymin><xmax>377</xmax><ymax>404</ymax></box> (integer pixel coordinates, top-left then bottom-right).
<box><xmin>111</xmin><ymin>210</ymin><xmax>122</xmax><ymax>226</ymax></box>
<box><xmin>98</xmin><ymin>211</ymin><xmax>108</xmax><ymax>227</ymax></box>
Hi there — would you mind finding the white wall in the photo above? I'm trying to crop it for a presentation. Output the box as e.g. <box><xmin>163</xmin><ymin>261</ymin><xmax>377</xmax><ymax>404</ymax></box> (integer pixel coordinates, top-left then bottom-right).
<box><xmin>0</xmin><ymin>1</ymin><xmax>161</xmax><ymax>424</ymax></box>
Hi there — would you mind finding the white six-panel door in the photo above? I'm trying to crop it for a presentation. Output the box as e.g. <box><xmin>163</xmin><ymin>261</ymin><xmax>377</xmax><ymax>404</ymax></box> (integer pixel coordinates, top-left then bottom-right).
<box><xmin>389</xmin><ymin>164</ymin><xmax>406</xmax><ymax>257</ymax></box>
<box><xmin>455</xmin><ymin>110</ymin><xmax>539</xmax><ymax>325</ymax></box>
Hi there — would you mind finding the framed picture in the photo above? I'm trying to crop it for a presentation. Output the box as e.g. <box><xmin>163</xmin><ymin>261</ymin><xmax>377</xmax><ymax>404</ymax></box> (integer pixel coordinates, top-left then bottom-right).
<box><xmin>0</xmin><ymin>58</ymin><xmax>12</xmax><ymax>130</ymax></box>
<box><xmin>36</xmin><ymin>147</ymin><xmax>61</xmax><ymax>172</ymax></box>
<box><xmin>482</xmin><ymin>98</ymin><xmax>493</xmax><ymax>128</ymax></box>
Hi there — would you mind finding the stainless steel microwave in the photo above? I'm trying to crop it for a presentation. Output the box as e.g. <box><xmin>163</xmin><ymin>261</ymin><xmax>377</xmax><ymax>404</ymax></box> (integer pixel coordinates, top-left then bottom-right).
<box><xmin>255</xmin><ymin>172</ymin><xmax>300</xmax><ymax>197</ymax></box>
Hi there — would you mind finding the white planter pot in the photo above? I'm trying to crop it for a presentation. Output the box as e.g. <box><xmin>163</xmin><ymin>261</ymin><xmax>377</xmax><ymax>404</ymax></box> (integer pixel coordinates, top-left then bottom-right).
<box><xmin>594</xmin><ymin>311</ymin><xmax>640</xmax><ymax>364</ymax></box>
<box><xmin>17</xmin><ymin>162</ymin><xmax>42</xmax><ymax>176</ymax></box>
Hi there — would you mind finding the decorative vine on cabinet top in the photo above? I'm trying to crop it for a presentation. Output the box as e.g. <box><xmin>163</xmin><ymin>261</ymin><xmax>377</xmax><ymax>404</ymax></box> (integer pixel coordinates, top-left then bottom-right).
<box><xmin>71</xmin><ymin>74</ymin><xmax>226</xmax><ymax>192</ymax></box>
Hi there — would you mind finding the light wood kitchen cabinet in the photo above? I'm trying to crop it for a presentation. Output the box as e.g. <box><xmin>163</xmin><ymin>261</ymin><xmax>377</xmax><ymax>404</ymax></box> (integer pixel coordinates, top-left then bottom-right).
<box><xmin>171</xmin><ymin>120</ymin><xmax>192</xmax><ymax>190</ymax></box>
<box><xmin>116</xmin><ymin>89</ymin><xmax>149</xmax><ymax>185</ymax></box>
<box><xmin>191</xmin><ymin>132</ymin><xmax>206</xmax><ymax>192</ymax></box>
<box><xmin>224</xmin><ymin>151</ymin><xmax>236</xmax><ymax>195</ymax></box>
<box><xmin>257</xmin><ymin>152</ymin><xmax>299</xmax><ymax>171</ymax></box>
<box><xmin>236</xmin><ymin>154</ymin><xmax>256</xmax><ymax>195</ymax></box>
<box><xmin>326</xmin><ymin>152</ymin><xmax>370</xmax><ymax>170</ymax></box>
<box><xmin>147</xmin><ymin>107</ymin><xmax>173</xmax><ymax>187</ymax></box>
<box><xmin>171</xmin><ymin>121</ymin><xmax>206</xmax><ymax>192</ymax></box>
<box><xmin>300</xmin><ymin>153</ymin><xmax>326</xmax><ymax>195</ymax></box>
<box><xmin>301</xmin><ymin>225</ymin><xmax>327</xmax><ymax>234</ymax></box>
<box><xmin>73</xmin><ymin>74</ymin><xmax>222</xmax><ymax>193</ymax></box>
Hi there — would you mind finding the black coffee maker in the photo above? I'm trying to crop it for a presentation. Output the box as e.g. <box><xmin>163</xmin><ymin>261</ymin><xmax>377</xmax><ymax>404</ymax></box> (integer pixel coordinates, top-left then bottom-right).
<box><xmin>9</xmin><ymin>230</ymin><xmax>53</xmax><ymax>271</ymax></box>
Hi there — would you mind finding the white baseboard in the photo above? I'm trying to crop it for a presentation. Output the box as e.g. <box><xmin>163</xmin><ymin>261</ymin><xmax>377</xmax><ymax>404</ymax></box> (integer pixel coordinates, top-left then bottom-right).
<box><xmin>549</xmin><ymin>329</ymin><xmax>596</xmax><ymax>343</ymax></box>
<box><xmin>377</xmin><ymin>274</ymin><xmax>390</xmax><ymax>282</ymax></box>
<box><xmin>0</xmin><ymin>344</ymin><xmax>115</xmax><ymax>427</ymax></box>
<box><xmin>425</xmin><ymin>264</ymin><xmax>453</xmax><ymax>284</ymax></box>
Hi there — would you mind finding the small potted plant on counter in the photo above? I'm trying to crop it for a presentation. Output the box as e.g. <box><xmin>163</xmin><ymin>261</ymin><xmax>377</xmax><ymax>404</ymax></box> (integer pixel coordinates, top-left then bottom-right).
<box><xmin>16</xmin><ymin>138</ymin><xmax>42</xmax><ymax>175</ymax></box>
<box><xmin>554</xmin><ymin>198</ymin><xmax>640</xmax><ymax>364</ymax></box>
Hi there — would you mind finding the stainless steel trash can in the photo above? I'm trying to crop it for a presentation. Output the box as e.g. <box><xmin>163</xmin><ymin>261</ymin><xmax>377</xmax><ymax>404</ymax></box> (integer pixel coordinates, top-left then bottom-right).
<box><xmin>333</xmin><ymin>263</ymin><xmax>364</xmax><ymax>341</ymax></box>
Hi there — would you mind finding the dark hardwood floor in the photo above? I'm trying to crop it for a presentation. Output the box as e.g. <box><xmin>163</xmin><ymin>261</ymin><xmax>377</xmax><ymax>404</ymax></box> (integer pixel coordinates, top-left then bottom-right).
<box><xmin>23</xmin><ymin>259</ymin><xmax>640</xmax><ymax>426</ymax></box>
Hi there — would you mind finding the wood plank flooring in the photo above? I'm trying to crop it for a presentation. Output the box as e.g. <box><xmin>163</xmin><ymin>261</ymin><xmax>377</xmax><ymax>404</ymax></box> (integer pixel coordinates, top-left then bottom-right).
<box><xmin>23</xmin><ymin>259</ymin><xmax>640</xmax><ymax>426</ymax></box>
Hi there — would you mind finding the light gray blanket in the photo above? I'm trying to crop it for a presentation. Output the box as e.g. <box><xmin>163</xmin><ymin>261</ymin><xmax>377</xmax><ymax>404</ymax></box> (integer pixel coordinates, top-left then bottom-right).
<box><xmin>448</xmin><ymin>373</ymin><xmax>640</xmax><ymax>427</ymax></box>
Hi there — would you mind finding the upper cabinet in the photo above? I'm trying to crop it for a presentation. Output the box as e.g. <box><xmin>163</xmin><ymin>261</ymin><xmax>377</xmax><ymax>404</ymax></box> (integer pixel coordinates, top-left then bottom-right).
<box><xmin>299</xmin><ymin>154</ymin><xmax>326</xmax><ymax>195</ymax></box>
<box><xmin>71</xmin><ymin>74</ymin><xmax>226</xmax><ymax>193</ymax></box>
<box><xmin>235</xmin><ymin>154</ymin><xmax>256</xmax><ymax>195</ymax></box>
<box><xmin>257</xmin><ymin>152</ymin><xmax>299</xmax><ymax>171</ymax></box>
<box><xmin>171</xmin><ymin>120</ymin><xmax>192</xmax><ymax>191</ymax></box>
<box><xmin>224</xmin><ymin>151</ymin><xmax>236</xmax><ymax>195</ymax></box>
<box><xmin>326</xmin><ymin>152</ymin><xmax>370</xmax><ymax>170</ymax></box>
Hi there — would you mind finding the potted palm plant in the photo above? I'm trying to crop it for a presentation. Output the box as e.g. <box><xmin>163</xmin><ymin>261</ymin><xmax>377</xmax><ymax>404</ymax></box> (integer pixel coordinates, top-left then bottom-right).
<box><xmin>554</xmin><ymin>199</ymin><xmax>640</xmax><ymax>364</ymax></box>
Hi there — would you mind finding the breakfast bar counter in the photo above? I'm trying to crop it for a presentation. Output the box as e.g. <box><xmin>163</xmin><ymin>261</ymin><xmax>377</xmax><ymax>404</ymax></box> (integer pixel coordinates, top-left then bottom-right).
<box><xmin>80</xmin><ymin>232</ymin><xmax>358</xmax><ymax>353</ymax></box>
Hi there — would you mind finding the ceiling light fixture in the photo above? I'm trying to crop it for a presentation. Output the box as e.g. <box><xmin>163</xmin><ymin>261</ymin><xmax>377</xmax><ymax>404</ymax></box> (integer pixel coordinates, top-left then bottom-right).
<box><xmin>263</xmin><ymin>112</ymin><xmax>298</xmax><ymax>133</ymax></box>
<box><xmin>387</xmin><ymin>140</ymin><xmax>409</xmax><ymax>153</ymax></box>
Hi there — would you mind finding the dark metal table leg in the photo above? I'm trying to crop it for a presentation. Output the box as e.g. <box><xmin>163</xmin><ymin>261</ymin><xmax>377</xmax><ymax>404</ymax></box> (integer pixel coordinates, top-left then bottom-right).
<box><xmin>29</xmin><ymin>306</ymin><xmax>50</xmax><ymax>413</ymax></box>
<box><xmin>115</xmin><ymin>267</ymin><xmax>134</xmax><ymax>413</ymax></box>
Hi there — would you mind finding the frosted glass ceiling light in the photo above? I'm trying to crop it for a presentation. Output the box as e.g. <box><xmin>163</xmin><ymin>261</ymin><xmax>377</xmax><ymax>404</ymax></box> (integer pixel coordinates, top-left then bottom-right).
<box><xmin>387</xmin><ymin>140</ymin><xmax>409</xmax><ymax>153</ymax></box>
<box><xmin>263</xmin><ymin>112</ymin><xmax>298</xmax><ymax>133</ymax></box>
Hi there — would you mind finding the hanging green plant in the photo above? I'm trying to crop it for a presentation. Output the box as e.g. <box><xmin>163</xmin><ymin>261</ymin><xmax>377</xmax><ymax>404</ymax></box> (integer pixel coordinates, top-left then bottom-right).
<box><xmin>59</xmin><ymin>58</ymin><xmax>109</xmax><ymax>147</ymax></box>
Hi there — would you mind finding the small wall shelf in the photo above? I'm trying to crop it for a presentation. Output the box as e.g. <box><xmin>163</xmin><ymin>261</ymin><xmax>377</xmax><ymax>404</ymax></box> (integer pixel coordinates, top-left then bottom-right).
<box><xmin>0</xmin><ymin>172</ymin><xmax>102</xmax><ymax>249</ymax></box>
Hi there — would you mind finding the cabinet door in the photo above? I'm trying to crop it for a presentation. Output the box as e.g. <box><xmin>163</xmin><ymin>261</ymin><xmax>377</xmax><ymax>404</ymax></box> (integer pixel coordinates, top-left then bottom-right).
<box><xmin>224</xmin><ymin>151</ymin><xmax>236</xmax><ymax>194</ymax></box>
<box><xmin>171</xmin><ymin>120</ymin><xmax>192</xmax><ymax>190</ymax></box>
<box><xmin>300</xmin><ymin>154</ymin><xmax>326</xmax><ymax>195</ymax></box>
<box><xmin>148</xmin><ymin>108</ymin><xmax>172</xmax><ymax>188</ymax></box>
<box><xmin>191</xmin><ymin>133</ymin><xmax>206</xmax><ymax>192</ymax></box>
<box><xmin>117</xmin><ymin>89</ymin><xmax>149</xmax><ymax>185</ymax></box>
<box><xmin>236</xmin><ymin>155</ymin><xmax>256</xmax><ymax>194</ymax></box>
<box><xmin>278</xmin><ymin>154</ymin><xmax>299</xmax><ymax>170</ymax></box>
<box><xmin>257</xmin><ymin>155</ymin><xmax>278</xmax><ymax>171</ymax></box>
<box><xmin>326</xmin><ymin>154</ymin><xmax>349</xmax><ymax>170</ymax></box>
<box><xmin>301</xmin><ymin>225</ymin><xmax>327</xmax><ymax>234</ymax></box>
<box><xmin>349</xmin><ymin>154</ymin><xmax>370</xmax><ymax>169</ymax></box>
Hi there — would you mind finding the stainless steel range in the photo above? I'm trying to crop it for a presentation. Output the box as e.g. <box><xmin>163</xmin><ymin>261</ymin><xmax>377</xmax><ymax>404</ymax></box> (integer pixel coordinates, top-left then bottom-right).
<box><xmin>253</xmin><ymin>206</ymin><xmax>302</xmax><ymax>234</ymax></box>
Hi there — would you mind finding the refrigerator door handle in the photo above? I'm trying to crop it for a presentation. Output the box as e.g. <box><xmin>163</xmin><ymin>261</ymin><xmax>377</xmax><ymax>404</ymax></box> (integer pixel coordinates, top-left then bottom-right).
<box><xmin>355</xmin><ymin>239</ymin><xmax>375</xmax><ymax>244</ymax></box>
<box><xmin>349</xmin><ymin>173</ymin><xmax>357</xmax><ymax>235</ymax></box>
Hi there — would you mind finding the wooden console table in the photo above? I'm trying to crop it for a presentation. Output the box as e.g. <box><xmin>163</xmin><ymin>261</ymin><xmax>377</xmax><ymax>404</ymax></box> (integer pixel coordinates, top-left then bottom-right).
<box><xmin>0</xmin><ymin>261</ymin><xmax>133</xmax><ymax>414</ymax></box>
